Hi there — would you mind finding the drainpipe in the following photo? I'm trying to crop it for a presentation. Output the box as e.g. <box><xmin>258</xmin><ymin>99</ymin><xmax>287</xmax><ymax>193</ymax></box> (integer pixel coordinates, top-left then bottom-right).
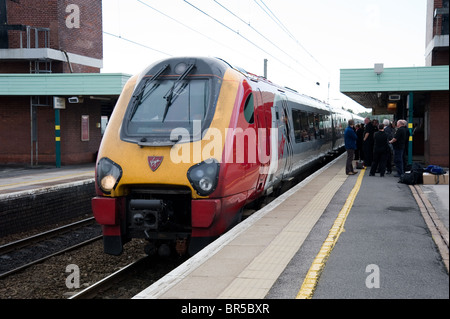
<box><xmin>62</xmin><ymin>50</ymin><xmax>73</xmax><ymax>73</ymax></box>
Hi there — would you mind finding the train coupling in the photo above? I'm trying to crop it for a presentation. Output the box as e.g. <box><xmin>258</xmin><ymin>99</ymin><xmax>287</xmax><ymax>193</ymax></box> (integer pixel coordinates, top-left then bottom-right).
<box><xmin>128</xmin><ymin>199</ymin><xmax>166</xmax><ymax>230</ymax></box>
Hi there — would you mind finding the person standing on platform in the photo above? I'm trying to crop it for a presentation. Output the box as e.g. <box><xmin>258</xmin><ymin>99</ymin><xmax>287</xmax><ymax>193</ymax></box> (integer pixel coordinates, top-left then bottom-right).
<box><xmin>389</xmin><ymin>119</ymin><xmax>407</xmax><ymax>177</ymax></box>
<box><xmin>363</xmin><ymin>117</ymin><xmax>375</xmax><ymax>167</ymax></box>
<box><xmin>344</xmin><ymin>119</ymin><xmax>358</xmax><ymax>175</ymax></box>
<box><xmin>372</xmin><ymin>119</ymin><xmax>379</xmax><ymax>133</ymax></box>
<box><xmin>370</xmin><ymin>123</ymin><xmax>390</xmax><ymax>177</ymax></box>
<box><xmin>383</xmin><ymin>119</ymin><xmax>394</xmax><ymax>174</ymax></box>
<box><xmin>355</xmin><ymin>123</ymin><xmax>364</xmax><ymax>161</ymax></box>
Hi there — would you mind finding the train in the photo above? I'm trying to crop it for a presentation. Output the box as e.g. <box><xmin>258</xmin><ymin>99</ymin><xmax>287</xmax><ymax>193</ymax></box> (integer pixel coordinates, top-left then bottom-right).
<box><xmin>92</xmin><ymin>57</ymin><xmax>363</xmax><ymax>256</ymax></box>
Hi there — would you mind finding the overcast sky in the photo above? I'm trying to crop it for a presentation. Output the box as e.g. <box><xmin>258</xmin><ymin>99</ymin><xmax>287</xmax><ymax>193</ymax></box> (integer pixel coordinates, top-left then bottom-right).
<box><xmin>101</xmin><ymin>0</ymin><xmax>427</xmax><ymax>113</ymax></box>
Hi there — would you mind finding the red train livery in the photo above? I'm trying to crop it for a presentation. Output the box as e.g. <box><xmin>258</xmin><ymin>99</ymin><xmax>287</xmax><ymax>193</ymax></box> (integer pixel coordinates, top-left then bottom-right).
<box><xmin>92</xmin><ymin>57</ymin><xmax>361</xmax><ymax>256</ymax></box>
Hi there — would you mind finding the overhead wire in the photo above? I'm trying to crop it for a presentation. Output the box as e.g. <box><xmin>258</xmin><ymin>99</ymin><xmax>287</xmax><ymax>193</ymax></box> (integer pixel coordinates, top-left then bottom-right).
<box><xmin>104</xmin><ymin>0</ymin><xmax>247</xmax><ymax>61</ymax></box>
<box><xmin>212</xmin><ymin>0</ymin><xmax>322</xmax><ymax>81</ymax></box>
<box><xmin>256</xmin><ymin>0</ymin><xmax>297</xmax><ymax>44</ymax></box>
<box><xmin>254</xmin><ymin>0</ymin><xmax>331</xmax><ymax>76</ymax></box>
<box><xmin>182</xmin><ymin>0</ymin><xmax>316</xmax><ymax>81</ymax></box>
<box><xmin>106</xmin><ymin>0</ymin><xmax>330</xmax><ymax>93</ymax></box>
<box><xmin>135</xmin><ymin>0</ymin><xmax>254</xmax><ymax>61</ymax></box>
<box><xmin>103</xmin><ymin>31</ymin><xmax>172</xmax><ymax>56</ymax></box>
<box><xmin>182</xmin><ymin>0</ymin><xmax>276</xmax><ymax>59</ymax></box>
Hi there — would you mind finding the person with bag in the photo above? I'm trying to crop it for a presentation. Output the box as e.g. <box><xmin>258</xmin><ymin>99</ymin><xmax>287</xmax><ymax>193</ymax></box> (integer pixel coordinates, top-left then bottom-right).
<box><xmin>344</xmin><ymin>119</ymin><xmax>358</xmax><ymax>175</ymax></box>
<box><xmin>370</xmin><ymin>123</ymin><xmax>390</xmax><ymax>177</ymax></box>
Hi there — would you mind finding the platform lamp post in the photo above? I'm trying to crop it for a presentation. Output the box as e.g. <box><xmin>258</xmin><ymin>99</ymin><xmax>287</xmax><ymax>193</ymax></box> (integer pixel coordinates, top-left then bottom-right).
<box><xmin>53</xmin><ymin>97</ymin><xmax>65</xmax><ymax>168</ymax></box>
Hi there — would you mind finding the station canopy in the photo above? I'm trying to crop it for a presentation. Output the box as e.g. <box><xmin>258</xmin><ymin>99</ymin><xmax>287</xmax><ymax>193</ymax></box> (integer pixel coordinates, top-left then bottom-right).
<box><xmin>340</xmin><ymin>65</ymin><xmax>449</xmax><ymax>115</ymax></box>
<box><xmin>0</xmin><ymin>73</ymin><xmax>131</xmax><ymax>96</ymax></box>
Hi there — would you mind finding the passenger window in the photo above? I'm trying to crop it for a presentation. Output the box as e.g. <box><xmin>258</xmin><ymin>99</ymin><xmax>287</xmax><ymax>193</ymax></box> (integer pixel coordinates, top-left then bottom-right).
<box><xmin>319</xmin><ymin>114</ymin><xmax>325</xmax><ymax>138</ymax></box>
<box><xmin>314</xmin><ymin>114</ymin><xmax>321</xmax><ymax>139</ymax></box>
<box><xmin>292</xmin><ymin>109</ymin><xmax>302</xmax><ymax>143</ymax></box>
<box><xmin>308</xmin><ymin>113</ymin><xmax>316</xmax><ymax>140</ymax></box>
<box><xmin>244</xmin><ymin>93</ymin><xmax>254</xmax><ymax>124</ymax></box>
<box><xmin>300</xmin><ymin>111</ymin><xmax>309</xmax><ymax>141</ymax></box>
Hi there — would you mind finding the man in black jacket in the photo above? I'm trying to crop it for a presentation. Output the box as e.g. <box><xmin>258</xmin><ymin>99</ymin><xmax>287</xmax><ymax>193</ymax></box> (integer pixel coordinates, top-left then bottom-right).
<box><xmin>370</xmin><ymin>123</ymin><xmax>389</xmax><ymax>177</ymax></box>
<box><xmin>389</xmin><ymin>120</ymin><xmax>408</xmax><ymax>177</ymax></box>
<box><xmin>363</xmin><ymin>117</ymin><xmax>374</xmax><ymax>167</ymax></box>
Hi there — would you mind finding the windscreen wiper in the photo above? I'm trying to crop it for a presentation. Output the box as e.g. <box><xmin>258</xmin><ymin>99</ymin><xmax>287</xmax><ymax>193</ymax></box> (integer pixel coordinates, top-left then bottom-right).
<box><xmin>162</xmin><ymin>61</ymin><xmax>196</xmax><ymax>122</ymax></box>
<box><xmin>129</xmin><ymin>63</ymin><xmax>169</xmax><ymax>120</ymax></box>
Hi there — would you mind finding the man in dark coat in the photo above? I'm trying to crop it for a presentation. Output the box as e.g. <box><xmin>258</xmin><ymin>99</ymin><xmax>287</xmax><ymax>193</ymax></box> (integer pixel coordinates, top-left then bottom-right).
<box><xmin>389</xmin><ymin>119</ymin><xmax>408</xmax><ymax>177</ymax></box>
<box><xmin>344</xmin><ymin>119</ymin><xmax>358</xmax><ymax>175</ymax></box>
<box><xmin>370</xmin><ymin>123</ymin><xmax>390</xmax><ymax>177</ymax></box>
<box><xmin>363</xmin><ymin>117</ymin><xmax>374</xmax><ymax>167</ymax></box>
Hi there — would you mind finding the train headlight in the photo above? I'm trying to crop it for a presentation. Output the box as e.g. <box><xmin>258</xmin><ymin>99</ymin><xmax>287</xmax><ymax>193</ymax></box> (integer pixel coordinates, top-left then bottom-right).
<box><xmin>187</xmin><ymin>159</ymin><xmax>220</xmax><ymax>196</ymax></box>
<box><xmin>96</xmin><ymin>157</ymin><xmax>123</xmax><ymax>194</ymax></box>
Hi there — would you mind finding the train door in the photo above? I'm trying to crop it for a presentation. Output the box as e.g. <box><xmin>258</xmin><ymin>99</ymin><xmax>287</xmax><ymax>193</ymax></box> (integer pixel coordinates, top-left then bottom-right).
<box><xmin>254</xmin><ymin>89</ymin><xmax>270</xmax><ymax>194</ymax></box>
<box><xmin>264</xmin><ymin>103</ymin><xmax>279</xmax><ymax>192</ymax></box>
<box><xmin>331</xmin><ymin>113</ymin><xmax>337</xmax><ymax>150</ymax></box>
<box><xmin>280</xmin><ymin>96</ymin><xmax>294</xmax><ymax>179</ymax></box>
<box><xmin>272</xmin><ymin>93</ymin><xmax>293</xmax><ymax>181</ymax></box>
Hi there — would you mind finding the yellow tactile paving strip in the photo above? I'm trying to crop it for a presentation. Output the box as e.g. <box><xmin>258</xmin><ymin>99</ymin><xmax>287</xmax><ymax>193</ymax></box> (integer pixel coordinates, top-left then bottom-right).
<box><xmin>296</xmin><ymin>167</ymin><xmax>365</xmax><ymax>299</ymax></box>
<box><xmin>144</xmin><ymin>156</ymin><xmax>350</xmax><ymax>299</ymax></box>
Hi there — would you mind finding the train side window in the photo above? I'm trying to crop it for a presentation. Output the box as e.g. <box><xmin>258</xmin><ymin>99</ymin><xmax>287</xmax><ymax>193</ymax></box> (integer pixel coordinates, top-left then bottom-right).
<box><xmin>308</xmin><ymin>113</ymin><xmax>316</xmax><ymax>140</ymax></box>
<box><xmin>325</xmin><ymin>114</ymin><xmax>332</xmax><ymax>136</ymax></box>
<box><xmin>244</xmin><ymin>93</ymin><xmax>254</xmax><ymax>124</ymax></box>
<box><xmin>314</xmin><ymin>114</ymin><xmax>321</xmax><ymax>139</ymax></box>
<box><xmin>300</xmin><ymin>111</ymin><xmax>309</xmax><ymax>141</ymax></box>
<box><xmin>292</xmin><ymin>109</ymin><xmax>302</xmax><ymax>143</ymax></box>
<box><xmin>318</xmin><ymin>114</ymin><xmax>324</xmax><ymax>138</ymax></box>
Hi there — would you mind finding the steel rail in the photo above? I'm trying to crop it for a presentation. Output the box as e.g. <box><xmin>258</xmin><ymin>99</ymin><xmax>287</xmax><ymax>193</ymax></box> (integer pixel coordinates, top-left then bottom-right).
<box><xmin>0</xmin><ymin>235</ymin><xmax>102</xmax><ymax>279</ymax></box>
<box><xmin>0</xmin><ymin>217</ymin><xmax>96</xmax><ymax>255</ymax></box>
<box><xmin>69</xmin><ymin>257</ymin><xmax>149</xmax><ymax>299</ymax></box>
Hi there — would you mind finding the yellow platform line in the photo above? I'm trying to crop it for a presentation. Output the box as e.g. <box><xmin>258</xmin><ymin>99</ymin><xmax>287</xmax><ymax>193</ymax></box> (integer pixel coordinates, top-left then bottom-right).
<box><xmin>296</xmin><ymin>168</ymin><xmax>366</xmax><ymax>299</ymax></box>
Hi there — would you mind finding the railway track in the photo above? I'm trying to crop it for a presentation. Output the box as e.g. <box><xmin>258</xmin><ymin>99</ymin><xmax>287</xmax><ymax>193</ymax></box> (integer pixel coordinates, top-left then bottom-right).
<box><xmin>0</xmin><ymin>217</ymin><xmax>102</xmax><ymax>279</ymax></box>
<box><xmin>69</xmin><ymin>256</ymin><xmax>149</xmax><ymax>299</ymax></box>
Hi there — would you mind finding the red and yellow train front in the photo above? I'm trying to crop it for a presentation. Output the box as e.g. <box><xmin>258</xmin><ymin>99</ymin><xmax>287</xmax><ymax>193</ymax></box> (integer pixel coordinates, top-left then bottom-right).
<box><xmin>92</xmin><ymin>57</ymin><xmax>265</xmax><ymax>256</ymax></box>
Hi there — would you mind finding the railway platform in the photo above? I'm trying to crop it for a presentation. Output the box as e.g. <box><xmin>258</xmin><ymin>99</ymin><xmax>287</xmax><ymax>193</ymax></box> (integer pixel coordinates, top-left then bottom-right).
<box><xmin>0</xmin><ymin>164</ymin><xmax>95</xmax><ymax>196</ymax></box>
<box><xmin>134</xmin><ymin>154</ymin><xmax>449</xmax><ymax>300</ymax></box>
<box><xmin>0</xmin><ymin>164</ymin><xmax>95</xmax><ymax>237</ymax></box>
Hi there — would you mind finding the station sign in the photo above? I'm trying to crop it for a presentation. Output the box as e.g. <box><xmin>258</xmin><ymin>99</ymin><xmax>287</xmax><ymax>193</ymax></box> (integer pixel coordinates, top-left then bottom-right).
<box><xmin>53</xmin><ymin>96</ymin><xmax>66</xmax><ymax>109</ymax></box>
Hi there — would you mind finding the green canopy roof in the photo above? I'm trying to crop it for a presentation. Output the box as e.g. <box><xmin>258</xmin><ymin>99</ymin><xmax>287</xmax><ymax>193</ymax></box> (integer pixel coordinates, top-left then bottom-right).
<box><xmin>0</xmin><ymin>73</ymin><xmax>132</xmax><ymax>96</ymax></box>
<box><xmin>340</xmin><ymin>65</ymin><xmax>449</xmax><ymax>112</ymax></box>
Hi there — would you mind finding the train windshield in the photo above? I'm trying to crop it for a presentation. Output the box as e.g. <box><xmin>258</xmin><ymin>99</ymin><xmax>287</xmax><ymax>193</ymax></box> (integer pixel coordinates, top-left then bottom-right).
<box><xmin>131</xmin><ymin>79</ymin><xmax>208</xmax><ymax>125</ymax></box>
<box><xmin>120</xmin><ymin>58</ymin><xmax>226</xmax><ymax>146</ymax></box>
<box><xmin>121</xmin><ymin>78</ymin><xmax>217</xmax><ymax>146</ymax></box>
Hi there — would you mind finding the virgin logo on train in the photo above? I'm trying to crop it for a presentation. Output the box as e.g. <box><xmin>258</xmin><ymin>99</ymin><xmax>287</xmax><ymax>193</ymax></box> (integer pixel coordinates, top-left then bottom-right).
<box><xmin>148</xmin><ymin>156</ymin><xmax>163</xmax><ymax>171</ymax></box>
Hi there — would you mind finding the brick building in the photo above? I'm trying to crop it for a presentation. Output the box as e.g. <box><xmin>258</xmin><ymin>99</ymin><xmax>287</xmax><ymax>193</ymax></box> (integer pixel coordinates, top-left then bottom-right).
<box><xmin>0</xmin><ymin>0</ymin><xmax>102</xmax><ymax>73</ymax></box>
<box><xmin>424</xmin><ymin>0</ymin><xmax>449</xmax><ymax>166</ymax></box>
<box><xmin>0</xmin><ymin>0</ymin><xmax>127</xmax><ymax>166</ymax></box>
<box><xmin>340</xmin><ymin>0</ymin><xmax>449</xmax><ymax>167</ymax></box>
